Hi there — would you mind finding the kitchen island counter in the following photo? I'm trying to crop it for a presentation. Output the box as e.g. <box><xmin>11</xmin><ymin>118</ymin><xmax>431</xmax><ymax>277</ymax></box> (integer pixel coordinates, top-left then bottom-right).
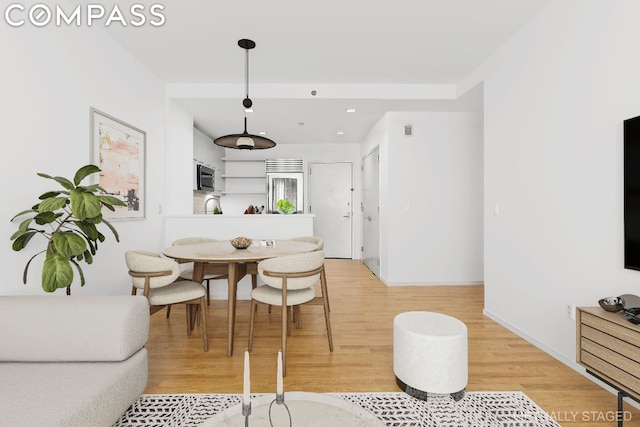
<box><xmin>164</xmin><ymin>214</ymin><xmax>315</xmax><ymax>247</ymax></box>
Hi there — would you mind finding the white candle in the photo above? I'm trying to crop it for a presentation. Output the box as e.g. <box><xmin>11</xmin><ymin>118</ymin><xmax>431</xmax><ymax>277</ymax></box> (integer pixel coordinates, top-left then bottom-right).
<box><xmin>277</xmin><ymin>350</ymin><xmax>283</xmax><ymax>395</ymax></box>
<box><xmin>243</xmin><ymin>350</ymin><xmax>250</xmax><ymax>405</ymax></box>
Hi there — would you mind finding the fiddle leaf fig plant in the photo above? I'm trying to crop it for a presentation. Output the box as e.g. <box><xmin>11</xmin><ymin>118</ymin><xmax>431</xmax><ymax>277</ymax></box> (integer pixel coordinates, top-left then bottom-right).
<box><xmin>10</xmin><ymin>164</ymin><xmax>126</xmax><ymax>293</ymax></box>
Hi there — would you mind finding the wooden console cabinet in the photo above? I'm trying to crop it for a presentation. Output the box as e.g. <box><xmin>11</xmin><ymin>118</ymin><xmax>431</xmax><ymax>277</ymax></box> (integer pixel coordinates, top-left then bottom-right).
<box><xmin>576</xmin><ymin>306</ymin><xmax>640</xmax><ymax>425</ymax></box>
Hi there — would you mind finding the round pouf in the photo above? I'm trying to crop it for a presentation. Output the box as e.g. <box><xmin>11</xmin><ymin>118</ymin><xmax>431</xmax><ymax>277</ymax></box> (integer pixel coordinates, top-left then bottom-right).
<box><xmin>393</xmin><ymin>311</ymin><xmax>468</xmax><ymax>401</ymax></box>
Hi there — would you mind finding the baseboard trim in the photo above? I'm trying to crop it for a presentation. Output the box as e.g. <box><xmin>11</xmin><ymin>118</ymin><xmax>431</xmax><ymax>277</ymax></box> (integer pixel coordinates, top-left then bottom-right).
<box><xmin>483</xmin><ymin>308</ymin><xmax>640</xmax><ymax>410</ymax></box>
<box><xmin>385</xmin><ymin>281</ymin><xmax>483</xmax><ymax>287</ymax></box>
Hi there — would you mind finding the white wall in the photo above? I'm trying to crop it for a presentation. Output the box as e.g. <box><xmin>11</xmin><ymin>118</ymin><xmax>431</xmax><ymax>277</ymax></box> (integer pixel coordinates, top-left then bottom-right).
<box><xmin>1</xmin><ymin>24</ymin><xmax>165</xmax><ymax>295</ymax></box>
<box><xmin>382</xmin><ymin>112</ymin><xmax>484</xmax><ymax>285</ymax></box>
<box><xmin>480</xmin><ymin>0</ymin><xmax>640</xmax><ymax>366</ymax></box>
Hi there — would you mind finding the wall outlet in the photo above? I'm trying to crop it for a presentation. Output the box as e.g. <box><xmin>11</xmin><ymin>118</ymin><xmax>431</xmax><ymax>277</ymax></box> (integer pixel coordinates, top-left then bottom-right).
<box><xmin>566</xmin><ymin>303</ymin><xmax>576</xmax><ymax>320</ymax></box>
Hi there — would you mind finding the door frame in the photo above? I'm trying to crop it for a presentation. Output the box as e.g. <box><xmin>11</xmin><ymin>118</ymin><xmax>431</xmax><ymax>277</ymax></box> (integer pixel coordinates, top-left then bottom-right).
<box><xmin>361</xmin><ymin>147</ymin><xmax>380</xmax><ymax>277</ymax></box>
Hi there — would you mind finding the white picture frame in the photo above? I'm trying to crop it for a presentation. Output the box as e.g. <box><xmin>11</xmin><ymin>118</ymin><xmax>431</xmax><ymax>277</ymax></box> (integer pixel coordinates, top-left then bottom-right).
<box><xmin>90</xmin><ymin>108</ymin><xmax>146</xmax><ymax>220</ymax></box>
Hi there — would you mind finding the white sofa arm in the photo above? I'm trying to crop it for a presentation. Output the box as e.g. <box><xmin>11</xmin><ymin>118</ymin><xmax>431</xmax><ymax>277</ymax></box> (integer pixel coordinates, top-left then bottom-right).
<box><xmin>0</xmin><ymin>295</ymin><xmax>149</xmax><ymax>362</ymax></box>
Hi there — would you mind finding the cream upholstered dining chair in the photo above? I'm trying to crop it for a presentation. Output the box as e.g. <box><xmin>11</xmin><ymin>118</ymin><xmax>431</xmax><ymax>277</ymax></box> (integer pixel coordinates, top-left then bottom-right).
<box><xmin>125</xmin><ymin>250</ymin><xmax>209</xmax><ymax>351</ymax></box>
<box><xmin>248</xmin><ymin>250</ymin><xmax>333</xmax><ymax>376</ymax></box>
<box><xmin>289</xmin><ymin>236</ymin><xmax>324</xmax><ymax>250</ymax></box>
<box><xmin>172</xmin><ymin>237</ymin><xmax>228</xmax><ymax>306</ymax></box>
<box><xmin>286</xmin><ymin>236</ymin><xmax>329</xmax><ymax>322</ymax></box>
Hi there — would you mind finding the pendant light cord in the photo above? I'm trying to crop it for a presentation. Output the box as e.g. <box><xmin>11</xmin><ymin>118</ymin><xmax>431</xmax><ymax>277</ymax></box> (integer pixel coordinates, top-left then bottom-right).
<box><xmin>245</xmin><ymin>47</ymin><xmax>250</xmax><ymax>100</ymax></box>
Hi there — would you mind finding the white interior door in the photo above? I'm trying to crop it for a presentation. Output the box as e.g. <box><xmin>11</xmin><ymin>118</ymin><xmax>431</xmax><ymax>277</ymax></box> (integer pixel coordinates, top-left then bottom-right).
<box><xmin>309</xmin><ymin>162</ymin><xmax>353</xmax><ymax>258</ymax></box>
<box><xmin>362</xmin><ymin>148</ymin><xmax>380</xmax><ymax>277</ymax></box>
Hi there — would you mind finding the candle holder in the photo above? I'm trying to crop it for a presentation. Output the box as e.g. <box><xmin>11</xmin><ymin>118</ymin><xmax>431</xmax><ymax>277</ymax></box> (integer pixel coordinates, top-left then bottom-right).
<box><xmin>268</xmin><ymin>398</ymin><xmax>292</xmax><ymax>427</ymax></box>
<box><xmin>242</xmin><ymin>402</ymin><xmax>251</xmax><ymax>427</ymax></box>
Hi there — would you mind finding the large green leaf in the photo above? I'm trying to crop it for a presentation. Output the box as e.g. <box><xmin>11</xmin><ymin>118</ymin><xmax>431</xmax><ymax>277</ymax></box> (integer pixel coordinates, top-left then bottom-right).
<box><xmin>97</xmin><ymin>195</ymin><xmax>126</xmax><ymax>207</ymax></box>
<box><xmin>82</xmin><ymin>250</ymin><xmax>93</xmax><ymax>265</ymax></box>
<box><xmin>102</xmin><ymin>219</ymin><xmax>120</xmax><ymax>242</ymax></box>
<box><xmin>42</xmin><ymin>252</ymin><xmax>73</xmax><ymax>292</ymax></box>
<box><xmin>73</xmin><ymin>220</ymin><xmax>99</xmax><ymax>241</ymax></box>
<box><xmin>37</xmin><ymin>173</ymin><xmax>74</xmax><ymax>191</ymax></box>
<box><xmin>34</xmin><ymin>211</ymin><xmax>58</xmax><ymax>225</ymax></box>
<box><xmin>73</xmin><ymin>165</ymin><xmax>100</xmax><ymax>186</ymax></box>
<box><xmin>70</xmin><ymin>189</ymin><xmax>101</xmax><ymax>220</ymax></box>
<box><xmin>11</xmin><ymin>209</ymin><xmax>37</xmax><ymax>221</ymax></box>
<box><xmin>38</xmin><ymin>197</ymin><xmax>67</xmax><ymax>213</ymax></box>
<box><xmin>11</xmin><ymin>231</ymin><xmax>38</xmax><ymax>250</ymax></box>
<box><xmin>69</xmin><ymin>258</ymin><xmax>86</xmax><ymax>286</ymax></box>
<box><xmin>78</xmin><ymin>184</ymin><xmax>102</xmax><ymax>192</ymax></box>
<box><xmin>22</xmin><ymin>251</ymin><xmax>45</xmax><ymax>284</ymax></box>
<box><xmin>16</xmin><ymin>217</ymin><xmax>34</xmax><ymax>232</ymax></box>
<box><xmin>84</xmin><ymin>214</ymin><xmax>102</xmax><ymax>225</ymax></box>
<box><xmin>38</xmin><ymin>191</ymin><xmax>64</xmax><ymax>200</ymax></box>
<box><xmin>52</xmin><ymin>231</ymin><xmax>87</xmax><ymax>258</ymax></box>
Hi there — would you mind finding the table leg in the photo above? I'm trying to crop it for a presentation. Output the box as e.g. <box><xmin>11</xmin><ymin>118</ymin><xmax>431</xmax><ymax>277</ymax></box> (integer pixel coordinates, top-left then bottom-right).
<box><xmin>193</xmin><ymin>262</ymin><xmax>205</xmax><ymax>283</ymax></box>
<box><xmin>227</xmin><ymin>263</ymin><xmax>238</xmax><ymax>357</ymax></box>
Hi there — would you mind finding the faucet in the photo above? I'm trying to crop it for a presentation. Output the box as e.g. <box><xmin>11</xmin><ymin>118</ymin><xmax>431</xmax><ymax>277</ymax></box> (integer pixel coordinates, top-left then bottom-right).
<box><xmin>204</xmin><ymin>198</ymin><xmax>216</xmax><ymax>214</ymax></box>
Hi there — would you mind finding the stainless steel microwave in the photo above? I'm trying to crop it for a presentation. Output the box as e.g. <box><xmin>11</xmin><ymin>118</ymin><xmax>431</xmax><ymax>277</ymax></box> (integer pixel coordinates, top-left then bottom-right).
<box><xmin>195</xmin><ymin>164</ymin><xmax>215</xmax><ymax>192</ymax></box>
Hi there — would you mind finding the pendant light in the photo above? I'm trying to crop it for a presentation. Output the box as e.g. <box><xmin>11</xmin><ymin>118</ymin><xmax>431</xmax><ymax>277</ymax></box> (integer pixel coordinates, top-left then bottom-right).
<box><xmin>214</xmin><ymin>39</ymin><xmax>276</xmax><ymax>150</ymax></box>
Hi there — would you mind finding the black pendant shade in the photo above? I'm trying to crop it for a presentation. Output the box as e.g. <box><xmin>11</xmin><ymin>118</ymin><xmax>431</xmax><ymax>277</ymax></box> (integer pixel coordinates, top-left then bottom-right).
<box><xmin>214</xmin><ymin>39</ymin><xmax>276</xmax><ymax>150</ymax></box>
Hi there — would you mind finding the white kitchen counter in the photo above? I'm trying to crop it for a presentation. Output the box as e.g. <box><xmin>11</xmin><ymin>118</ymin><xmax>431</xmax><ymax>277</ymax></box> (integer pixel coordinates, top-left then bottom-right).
<box><xmin>164</xmin><ymin>214</ymin><xmax>315</xmax><ymax>247</ymax></box>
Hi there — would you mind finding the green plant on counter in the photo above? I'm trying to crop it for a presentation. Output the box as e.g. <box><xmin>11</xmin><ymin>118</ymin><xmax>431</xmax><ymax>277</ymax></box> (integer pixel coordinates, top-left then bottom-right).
<box><xmin>10</xmin><ymin>164</ymin><xmax>126</xmax><ymax>294</ymax></box>
<box><xmin>213</xmin><ymin>206</ymin><xmax>222</xmax><ymax>214</ymax></box>
<box><xmin>276</xmin><ymin>199</ymin><xmax>296</xmax><ymax>214</ymax></box>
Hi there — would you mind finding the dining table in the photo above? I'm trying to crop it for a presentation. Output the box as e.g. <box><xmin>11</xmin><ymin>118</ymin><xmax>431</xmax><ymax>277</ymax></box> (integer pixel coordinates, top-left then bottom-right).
<box><xmin>162</xmin><ymin>239</ymin><xmax>317</xmax><ymax>356</ymax></box>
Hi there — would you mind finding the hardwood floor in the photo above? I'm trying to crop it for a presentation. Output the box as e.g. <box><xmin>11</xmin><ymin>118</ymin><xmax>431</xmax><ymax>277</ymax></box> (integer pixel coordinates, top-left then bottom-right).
<box><xmin>145</xmin><ymin>259</ymin><xmax>639</xmax><ymax>426</ymax></box>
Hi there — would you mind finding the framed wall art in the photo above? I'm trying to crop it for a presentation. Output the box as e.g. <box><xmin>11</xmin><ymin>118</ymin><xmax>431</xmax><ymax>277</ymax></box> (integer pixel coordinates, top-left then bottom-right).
<box><xmin>90</xmin><ymin>108</ymin><xmax>146</xmax><ymax>220</ymax></box>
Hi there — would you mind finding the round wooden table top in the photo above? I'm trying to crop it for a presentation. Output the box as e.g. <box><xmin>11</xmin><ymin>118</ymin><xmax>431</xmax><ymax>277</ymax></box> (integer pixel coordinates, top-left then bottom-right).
<box><xmin>162</xmin><ymin>239</ymin><xmax>317</xmax><ymax>263</ymax></box>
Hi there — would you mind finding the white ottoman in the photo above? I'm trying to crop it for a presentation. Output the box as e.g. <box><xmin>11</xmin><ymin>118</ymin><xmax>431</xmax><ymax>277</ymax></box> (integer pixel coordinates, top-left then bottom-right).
<box><xmin>394</xmin><ymin>311</ymin><xmax>468</xmax><ymax>401</ymax></box>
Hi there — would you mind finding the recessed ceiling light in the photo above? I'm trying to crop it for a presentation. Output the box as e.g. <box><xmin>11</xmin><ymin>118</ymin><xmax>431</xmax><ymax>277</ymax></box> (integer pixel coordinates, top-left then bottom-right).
<box><xmin>346</xmin><ymin>108</ymin><xmax>356</xmax><ymax>113</ymax></box>
<box><xmin>337</xmin><ymin>131</ymin><xmax>344</xmax><ymax>135</ymax></box>
<box><xmin>244</xmin><ymin>108</ymin><xmax>254</xmax><ymax>113</ymax></box>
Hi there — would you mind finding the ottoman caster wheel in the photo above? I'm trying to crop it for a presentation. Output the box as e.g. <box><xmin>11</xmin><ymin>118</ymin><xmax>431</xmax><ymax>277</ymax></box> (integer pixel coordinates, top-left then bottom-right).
<box><xmin>450</xmin><ymin>389</ymin><xmax>465</xmax><ymax>402</ymax></box>
<box><xmin>396</xmin><ymin>376</ymin><xmax>430</xmax><ymax>401</ymax></box>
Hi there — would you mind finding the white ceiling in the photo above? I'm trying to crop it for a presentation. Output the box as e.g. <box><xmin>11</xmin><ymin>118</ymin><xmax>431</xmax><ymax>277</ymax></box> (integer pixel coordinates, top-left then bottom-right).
<box><xmin>103</xmin><ymin>0</ymin><xmax>551</xmax><ymax>144</ymax></box>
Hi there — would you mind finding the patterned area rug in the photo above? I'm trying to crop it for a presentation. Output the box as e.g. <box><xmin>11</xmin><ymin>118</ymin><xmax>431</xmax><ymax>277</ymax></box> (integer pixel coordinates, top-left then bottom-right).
<box><xmin>115</xmin><ymin>391</ymin><xmax>560</xmax><ymax>427</ymax></box>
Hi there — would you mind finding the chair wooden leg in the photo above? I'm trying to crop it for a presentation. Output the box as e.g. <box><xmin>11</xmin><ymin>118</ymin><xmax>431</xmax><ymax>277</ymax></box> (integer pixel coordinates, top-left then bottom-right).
<box><xmin>282</xmin><ymin>279</ymin><xmax>288</xmax><ymax>377</ymax></box>
<box><xmin>206</xmin><ymin>279</ymin><xmax>211</xmax><ymax>306</ymax></box>
<box><xmin>186</xmin><ymin>304</ymin><xmax>193</xmax><ymax>336</ymax></box>
<box><xmin>248</xmin><ymin>299</ymin><xmax>257</xmax><ymax>351</ymax></box>
<box><xmin>293</xmin><ymin>305</ymin><xmax>302</xmax><ymax>329</ymax></box>
<box><xmin>287</xmin><ymin>306</ymin><xmax>292</xmax><ymax>336</ymax></box>
<box><xmin>200</xmin><ymin>296</ymin><xmax>209</xmax><ymax>352</ymax></box>
<box><xmin>282</xmin><ymin>306</ymin><xmax>288</xmax><ymax>377</ymax></box>
<box><xmin>166</xmin><ymin>304</ymin><xmax>172</xmax><ymax>318</ymax></box>
<box><xmin>321</xmin><ymin>266</ymin><xmax>330</xmax><ymax>312</ymax></box>
<box><xmin>251</xmin><ymin>274</ymin><xmax>257</xmax><ymax>313</ymax></box>
<box><xmin>323</xmin><ymin>293</ymin><xmax>333</xmax><ymax>352</ymax></box>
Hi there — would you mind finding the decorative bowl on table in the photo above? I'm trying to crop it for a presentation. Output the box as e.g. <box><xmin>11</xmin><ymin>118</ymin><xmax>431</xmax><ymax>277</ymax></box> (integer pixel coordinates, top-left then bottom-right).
<box><xmin>598</xmin><ymin>296</ymin><xmax>625</xmax><ymax>312</ymax></box>
<box><xmin>230</xmin><ymin>237</ymin><xmax>252</xmax><ymax>249</ymax></box>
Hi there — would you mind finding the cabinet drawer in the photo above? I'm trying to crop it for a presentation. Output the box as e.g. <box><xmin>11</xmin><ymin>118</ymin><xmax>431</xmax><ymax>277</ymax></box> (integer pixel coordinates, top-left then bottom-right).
<box><xmin>580</xmin><ymin>350</ymin><xmax>640</xmax><ymax>398</ymax></box>
<box><xmin>581</xmin><ymin>311</ymin><xmax>640</xmax><ymax>347</ymax></box>
<box><xmin>581</xmin><ymin>324</ymin><xmax>640</xmax><ymax>362</ymax></box>
<box><xmin>581</xmin><ymin>338</ymin><xmax>640</xmax><ymax>378</ymax></box>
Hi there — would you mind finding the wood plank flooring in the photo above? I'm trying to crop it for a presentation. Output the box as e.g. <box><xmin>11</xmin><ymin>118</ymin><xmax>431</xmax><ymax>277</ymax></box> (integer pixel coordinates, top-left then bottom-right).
<box><xmin>144</xmin><ymin>259</ymin><xmax>639</xmax><ymax>426</ymax></box>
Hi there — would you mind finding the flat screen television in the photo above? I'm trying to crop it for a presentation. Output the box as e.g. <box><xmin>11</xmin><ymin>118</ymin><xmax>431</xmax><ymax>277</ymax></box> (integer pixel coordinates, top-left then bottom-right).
<box><xmin>624</xmin><ymin>115</ymin><xmax>640</xmax><ymax>270</ymax></box>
